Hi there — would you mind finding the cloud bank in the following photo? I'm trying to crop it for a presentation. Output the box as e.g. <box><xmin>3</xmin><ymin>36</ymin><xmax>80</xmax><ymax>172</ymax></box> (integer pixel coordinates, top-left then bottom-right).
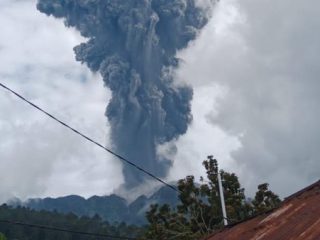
<box><xmin>173</xmin><ymin>0</ymin><xmax>320</xmax><ymax>196</ymax></box>
<box><xmin>0</xmin><ymin>0</ymin><xmax>123</xmax><ymax>202</ymax></box>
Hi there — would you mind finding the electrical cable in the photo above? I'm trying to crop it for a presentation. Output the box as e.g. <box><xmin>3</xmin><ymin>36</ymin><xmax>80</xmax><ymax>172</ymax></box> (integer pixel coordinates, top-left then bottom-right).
<box><xmin>0</xmin><ymin>82</ymin><xmax>179</xmax><ymax>193</ymax></box>
<box><xmin>0</xmin><ymin>219</ymin><xmax>139</xmax><ymax>239</ymax></box>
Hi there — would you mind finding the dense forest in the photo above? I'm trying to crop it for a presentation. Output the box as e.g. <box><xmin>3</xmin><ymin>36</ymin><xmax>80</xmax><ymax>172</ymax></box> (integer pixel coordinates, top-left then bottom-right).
<box><xmin>0</xmin><ymin>204</ymin><xmax>144</xmax><ymax>240</ymax></box>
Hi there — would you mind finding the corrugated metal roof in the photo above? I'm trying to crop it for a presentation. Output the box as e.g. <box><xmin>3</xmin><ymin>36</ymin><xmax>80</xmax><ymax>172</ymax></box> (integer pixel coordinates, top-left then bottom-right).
<box><xmin>205</xmin><ymin>180</ymin><xmax>320</xmax><ymax>240</ymax></box>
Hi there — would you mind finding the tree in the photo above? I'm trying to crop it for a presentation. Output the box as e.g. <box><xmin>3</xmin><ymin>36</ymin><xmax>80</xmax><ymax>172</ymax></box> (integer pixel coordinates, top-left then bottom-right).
<box><xmin>144</xmin><ymin>156</ymin><xmax>257</xmax><ymax>239</ymax></box>
<box><xmin>252</xmin><ymin>183</ymin><xmax>281</xmax><ymax>214</ymax></box>
<box><xmin>0</xmin><ymin>204</ymin><xmax>144</xmax><ymax>240</ymax></box>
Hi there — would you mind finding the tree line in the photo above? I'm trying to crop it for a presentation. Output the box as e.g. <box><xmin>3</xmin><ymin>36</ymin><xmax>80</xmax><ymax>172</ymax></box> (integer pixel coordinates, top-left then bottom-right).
<box><xmin>143</xmin><ymin>156</ymin><xmax>281</xmax><ymax>239</ymax></box>
<box><xmin>0</xmin><ymin>204</ymin><xmax>143</xmax><ymax>240</ymax></box>
<box><xmin>0</xmin><ymin>156</ymin><xmax>280</xmax><ymax>239</ymax></box>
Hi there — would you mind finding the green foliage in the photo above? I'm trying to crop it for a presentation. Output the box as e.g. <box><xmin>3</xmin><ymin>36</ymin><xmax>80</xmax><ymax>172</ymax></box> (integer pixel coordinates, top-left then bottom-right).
<box><xmin>252</xmin><ymin>183</ymin><xmax>281</xmax><ymax>214</ymax></box>
<box><xmin>143</xmin><ymin>156</ymin><xmax>281</xmax><ymax>239</ymax></box>
<box><xmin>0</xmin><ymin>232</ymin><xmax>7</xmax><ymax>240</ymax></box>
<box><xmin>0</xmin><ymin>204</ymin><xmax>144</xmax><ymax>240</ymax></box>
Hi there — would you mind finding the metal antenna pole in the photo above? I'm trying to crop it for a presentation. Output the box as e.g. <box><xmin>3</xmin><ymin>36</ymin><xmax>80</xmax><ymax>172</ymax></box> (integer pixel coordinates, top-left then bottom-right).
<box><xmin>218</xmin><ymin>171</ymin><xmax>228</xmax><ymax>226</ymax></box>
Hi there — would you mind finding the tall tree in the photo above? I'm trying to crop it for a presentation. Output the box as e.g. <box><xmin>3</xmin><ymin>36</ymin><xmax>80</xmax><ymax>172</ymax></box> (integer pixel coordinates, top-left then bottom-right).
<box><xmin>144</xmin><ymin>156</ymin><xmax>257</xmax><ymax>239</ymax></box>
<box><xmin>252</xmin><ymin>183</ymin><xmax>281</xmax><ymax>214</ymax></box>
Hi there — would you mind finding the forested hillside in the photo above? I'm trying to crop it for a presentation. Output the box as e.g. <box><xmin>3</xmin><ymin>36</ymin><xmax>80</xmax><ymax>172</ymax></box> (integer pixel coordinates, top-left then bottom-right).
<box><xmin>0</xmin><ymin>204</ymin><xmax>143</xmax><ymax>240</ymax></box>
<box><xmin>9</xmin><ymin>186</ymin><xmax>179</xmax><ymax>225</ymax></box>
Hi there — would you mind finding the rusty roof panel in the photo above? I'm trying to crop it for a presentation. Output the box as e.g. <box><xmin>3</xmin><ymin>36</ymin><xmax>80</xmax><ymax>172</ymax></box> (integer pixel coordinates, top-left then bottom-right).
<box><xmin>206</xmin><ymin>180</ymin><xmax>320</xmax><ymax>240</ymax></box>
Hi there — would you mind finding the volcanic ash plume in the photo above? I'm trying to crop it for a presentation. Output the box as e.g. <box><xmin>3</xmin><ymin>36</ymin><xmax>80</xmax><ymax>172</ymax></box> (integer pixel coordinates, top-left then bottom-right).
<box><xmin>37</xmin><ymin>0</ymin><xmax>210</xmax><ymax>188</ymax></box>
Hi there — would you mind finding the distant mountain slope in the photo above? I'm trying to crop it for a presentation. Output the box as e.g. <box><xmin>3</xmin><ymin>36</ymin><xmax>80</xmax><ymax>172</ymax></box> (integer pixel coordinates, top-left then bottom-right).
<box><xmin>0</xmin><ymin>204</ymin><xmax>143</xmax><ymax>240</ymax></box>
<box><xmin>9</xmin><ymin>186</ymin><xmax>179</xmax><ymax>225</ymax></box>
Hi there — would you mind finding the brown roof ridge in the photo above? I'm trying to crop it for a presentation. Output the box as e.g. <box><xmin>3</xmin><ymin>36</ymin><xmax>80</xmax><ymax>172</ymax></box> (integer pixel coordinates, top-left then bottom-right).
<box><xmin>202</xmin><ymin>208</ymin><xmax>277</xmax><ymax>239</ymax></box>
<box><xmin>283</xmin><ymin>179</ymin><xmax>320</xmax><ymax>202</ymax></box>
<box><xmin>202</xmin><ymin>179</ymin><xmax>320</xmax><ymax>240</ymax></box>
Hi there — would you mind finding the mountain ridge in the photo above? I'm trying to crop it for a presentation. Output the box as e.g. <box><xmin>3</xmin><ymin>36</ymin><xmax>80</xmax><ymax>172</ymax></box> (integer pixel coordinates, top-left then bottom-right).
<box><xmin>8</xmin><ymin>186</ymin><xmax>179</xmax><ymax>225</ymax></box>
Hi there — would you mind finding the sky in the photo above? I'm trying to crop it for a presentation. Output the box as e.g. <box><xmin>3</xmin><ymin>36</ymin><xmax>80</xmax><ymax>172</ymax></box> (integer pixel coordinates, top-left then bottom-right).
<box><xmin>0</xmin><ymin>0</ymin><xmax>319</xmax><ymax>202</ymax></box>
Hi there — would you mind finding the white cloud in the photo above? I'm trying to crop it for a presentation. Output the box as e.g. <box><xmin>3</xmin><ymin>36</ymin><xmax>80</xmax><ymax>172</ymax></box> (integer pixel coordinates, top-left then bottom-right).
<box><xmin>0</xmin><ymin>0</ymin><xmax>123</xmax><ymax>202</ymax></box>
<box><xmin>173</xmin><ymin>0</ymin><xmax>320</xmax><ymax>197</ymax></box>
<box><xmin>165</xmin><ymin>84</ymin><xmax>240</xmax><ymax>182</ymax></box>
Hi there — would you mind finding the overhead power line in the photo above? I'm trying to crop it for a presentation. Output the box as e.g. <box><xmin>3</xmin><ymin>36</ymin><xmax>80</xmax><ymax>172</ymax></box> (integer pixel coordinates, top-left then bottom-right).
<box><xmin>0</xmin><ymin>219</ymin><xmax>138</xmax><ymax>240</ymax></box>
<box><xmin>0</xmin><ymin>82</ymin><xmax>178</xmax><ymax>193</ymax></box>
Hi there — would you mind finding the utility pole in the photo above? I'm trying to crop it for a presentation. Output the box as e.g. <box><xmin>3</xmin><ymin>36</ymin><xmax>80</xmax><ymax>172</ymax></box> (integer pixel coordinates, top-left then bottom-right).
<box><xmin>218</xmin><ymin>171</ymin><xmax>228</xmax><ymax>226</ymax></box>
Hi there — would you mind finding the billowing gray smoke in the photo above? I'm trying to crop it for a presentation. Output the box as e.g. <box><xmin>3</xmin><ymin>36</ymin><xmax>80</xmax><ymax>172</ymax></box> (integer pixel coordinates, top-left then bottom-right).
<box><xmin>37</xmin><ymin>0</ymin><xmax>209</xmax><ymax>188</ymax></box>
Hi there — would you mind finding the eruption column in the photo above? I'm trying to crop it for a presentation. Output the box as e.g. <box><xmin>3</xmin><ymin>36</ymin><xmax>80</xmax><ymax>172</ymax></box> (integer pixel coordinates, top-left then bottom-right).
<box><xmin>37</xmin><ymin>0</ymin><xmax>210</xmax><ymax>188</ymax></box>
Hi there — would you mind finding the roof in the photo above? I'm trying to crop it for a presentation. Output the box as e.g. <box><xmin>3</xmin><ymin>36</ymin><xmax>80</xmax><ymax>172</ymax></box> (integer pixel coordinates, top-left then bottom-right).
<box><xmin>205</xmin><ymin>180</ymin><xmax>320</xmax><ymax>240</ymax></box>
